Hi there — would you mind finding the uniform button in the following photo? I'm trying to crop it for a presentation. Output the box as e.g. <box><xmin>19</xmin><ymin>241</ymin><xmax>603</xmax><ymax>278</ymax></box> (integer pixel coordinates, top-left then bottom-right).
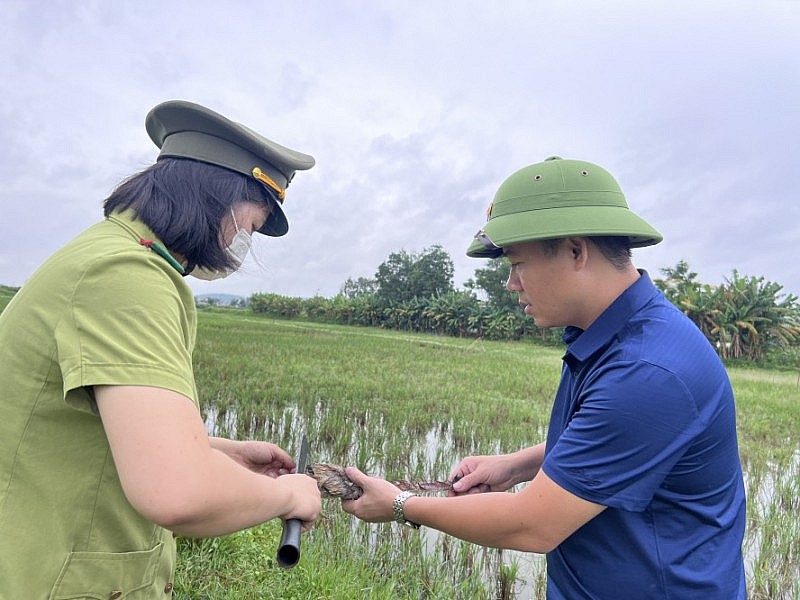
<box><xmin>110</xmin><ymin>592</ymin><xmax>123</xmax><ymax>600</ymax></box>
<box><xmin>164</xmin><ymin>582</ymin><xmax>174</xmax><ymax>593</ymax></box>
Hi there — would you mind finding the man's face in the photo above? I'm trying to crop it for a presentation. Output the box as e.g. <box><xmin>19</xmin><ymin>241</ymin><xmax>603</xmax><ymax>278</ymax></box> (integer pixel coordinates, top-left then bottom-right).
<box><xmin>504</xmin><ymin>240</ymin><xmax>575</xmax><ymax>329</ymax></box>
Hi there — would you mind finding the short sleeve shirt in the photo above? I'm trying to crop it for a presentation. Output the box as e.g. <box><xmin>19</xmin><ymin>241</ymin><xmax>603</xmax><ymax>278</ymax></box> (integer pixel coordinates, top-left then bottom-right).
<box><xmin>0</xmin><ymin>211</ymin><xmax>197</xmax><ymax>597</ymax></box>
<box><xmin>541</xmin><ymin>272</ymin><xmax>746</xmax><ymax>599</ymax></box>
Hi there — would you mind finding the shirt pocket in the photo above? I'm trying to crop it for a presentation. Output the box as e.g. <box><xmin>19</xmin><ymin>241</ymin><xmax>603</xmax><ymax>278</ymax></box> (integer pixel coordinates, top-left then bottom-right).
<box><xmin>49</xmin><ymin>542</ymin><xmax>166</xmax><ymax>600</ymax></box>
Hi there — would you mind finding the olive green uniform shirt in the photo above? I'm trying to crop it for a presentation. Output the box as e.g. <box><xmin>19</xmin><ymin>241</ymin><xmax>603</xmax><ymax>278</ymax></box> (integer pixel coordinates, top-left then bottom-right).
<box><xmin>0</xmin><ymin>211</ymin><xmax>197</xmax><ymax>598</ymax></box>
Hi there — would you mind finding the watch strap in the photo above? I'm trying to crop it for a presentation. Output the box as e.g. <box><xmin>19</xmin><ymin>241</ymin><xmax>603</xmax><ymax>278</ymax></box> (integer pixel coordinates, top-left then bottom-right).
<box><xmin>392</xmin><ymin>490</ymin><xmax>420</xmax><ymax>528</ymax></box>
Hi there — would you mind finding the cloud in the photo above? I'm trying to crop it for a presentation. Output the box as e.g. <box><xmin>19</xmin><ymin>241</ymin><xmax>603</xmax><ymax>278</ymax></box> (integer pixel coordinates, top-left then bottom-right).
<box><xmin>1</xmin><ymin>0</ymin><xmax>798</xmax><ymax>301</ymax></box>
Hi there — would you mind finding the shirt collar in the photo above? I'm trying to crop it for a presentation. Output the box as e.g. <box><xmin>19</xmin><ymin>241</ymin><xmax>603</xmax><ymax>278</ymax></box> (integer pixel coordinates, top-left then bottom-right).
<box><xmin>106</xmin><ymin>209</ymin><xmax>186</xmax><ymax>274</ymax></box>
<box><xmin>106</xmin><ymin>208</ymin><xmax>160</xmax><ymax>243</ymax></box>
<box><xmin>563</xmin><ymin>270</ymin><xmax>660</xmax><ymax>363</ymax></box>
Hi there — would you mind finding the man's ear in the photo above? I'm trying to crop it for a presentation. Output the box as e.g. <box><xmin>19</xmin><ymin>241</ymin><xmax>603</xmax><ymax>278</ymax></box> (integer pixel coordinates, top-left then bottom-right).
<box><xmin>565</xmin><ymin>237</ymin><xmax>589</xmax><ymax>269</ymax></box>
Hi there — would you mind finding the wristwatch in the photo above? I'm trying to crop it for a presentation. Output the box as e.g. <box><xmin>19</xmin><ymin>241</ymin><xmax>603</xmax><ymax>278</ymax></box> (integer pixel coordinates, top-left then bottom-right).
<box><xmin>392</xmin><ymin>491</ymin><xmax>420</xmax><ymax>529</ymax></box>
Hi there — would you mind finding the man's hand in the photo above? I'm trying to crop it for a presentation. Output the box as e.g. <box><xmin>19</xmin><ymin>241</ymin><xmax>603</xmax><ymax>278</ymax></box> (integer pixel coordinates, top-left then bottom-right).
<box><xmin>340</xmin><ymin>467</ymin><xmax>402</xmax><ymax>523</ymax></box>
<box><xmin>450</xmin><ymin>444</ymin><xmax>546</xmax><ymax>495</ymax></box>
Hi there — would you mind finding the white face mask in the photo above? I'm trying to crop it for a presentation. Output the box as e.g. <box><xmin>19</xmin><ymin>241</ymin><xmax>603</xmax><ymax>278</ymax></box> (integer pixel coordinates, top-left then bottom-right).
<box><xmin>191</xmin><ymin>209</ymin><xmax>253</xmax><ymax>281</ymax></box>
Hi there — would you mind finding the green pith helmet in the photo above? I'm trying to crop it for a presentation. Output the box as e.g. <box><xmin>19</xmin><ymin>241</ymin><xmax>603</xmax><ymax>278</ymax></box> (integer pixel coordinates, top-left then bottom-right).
<box><xmin>466</xmin><ymin>156</ymin><xmax>662</xmax><ymax>258</ymax></box>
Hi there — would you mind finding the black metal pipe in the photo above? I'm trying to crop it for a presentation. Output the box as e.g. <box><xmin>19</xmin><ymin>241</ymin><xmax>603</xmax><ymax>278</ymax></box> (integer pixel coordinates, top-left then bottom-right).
<box><xmin>277</xmin><ymin>518</ymin><xmax>302</xmax><ymax>568</ymax></box>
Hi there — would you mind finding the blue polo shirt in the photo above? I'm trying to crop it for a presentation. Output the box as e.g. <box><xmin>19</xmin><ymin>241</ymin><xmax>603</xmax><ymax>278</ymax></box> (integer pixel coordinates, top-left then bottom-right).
<box><xmin>541</xmin><ymin>272</ymin><xmax>746</xmax><ymax>599</ymax></box>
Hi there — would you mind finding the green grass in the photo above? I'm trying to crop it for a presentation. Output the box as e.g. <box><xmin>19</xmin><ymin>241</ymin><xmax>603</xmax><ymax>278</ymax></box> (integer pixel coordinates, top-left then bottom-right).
<box><xmin>187</xmin><ymin>311</ymin><xmax>563</xmax><ymax>598</ymax></box>
<box><xmin>183</xmin><ymin>310</ymin><xmax>800</xmax><ymax>600</ymax></box>
<box><xmin>0</xmin><ymin>285</ymin><xmax>18</xmax><ymax>312</ymax></box>
<box><xmin>194</xmin><ymin>311</ymin><xmax>561</xmax><ymax>464</ymax></box>
<box><xmin>729</xmin><ymin>367</ymin><xmax>800</xmax><ymax>463</ymax></box>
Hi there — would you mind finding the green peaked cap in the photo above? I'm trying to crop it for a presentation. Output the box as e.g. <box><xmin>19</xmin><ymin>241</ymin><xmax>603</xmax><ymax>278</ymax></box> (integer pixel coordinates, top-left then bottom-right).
<box><xmin>145</xmin><ymin>100</ymin><xmax>315</xmax><ymax>237</ymax></box>
<box><xmin>466</xmin><ymin>156</ymin><xmax>662</xmax><ymax>258</ymax></box>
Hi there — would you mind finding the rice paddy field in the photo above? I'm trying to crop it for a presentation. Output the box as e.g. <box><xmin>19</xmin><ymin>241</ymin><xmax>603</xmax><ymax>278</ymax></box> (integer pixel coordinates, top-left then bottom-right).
<box><xmin>176</xmin><ymin>308</ymin><xmax>799</xmax><ymax>600</ymax></box>
<box><xmin>1</xmin><ymin>284</ymin><xmax>795</xmax><ymax>599</ymax></box>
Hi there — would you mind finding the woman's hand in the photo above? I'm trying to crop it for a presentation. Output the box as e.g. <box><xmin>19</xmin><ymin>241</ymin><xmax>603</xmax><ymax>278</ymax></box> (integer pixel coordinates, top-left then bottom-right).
<box><xmin>96</xmin><ymin>387</ymin><xmax>321</xmax><ymax>536</ymax></box>
<box><xmin>277</xmin><ymin>472</ymin><xmax>322</xmax><ymax>532</ymax></box>
<box><xmin>210</xmin><ymin>437</ymin><xmax>295</xmax><ymax>477</ymax></box>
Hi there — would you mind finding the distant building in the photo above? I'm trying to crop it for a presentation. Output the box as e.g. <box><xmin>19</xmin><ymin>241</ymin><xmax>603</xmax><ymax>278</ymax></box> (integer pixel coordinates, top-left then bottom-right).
<box><xmin>194</xmin><ymin>293</ymin><xmax>248</xmax><ymax>307</ymax></box>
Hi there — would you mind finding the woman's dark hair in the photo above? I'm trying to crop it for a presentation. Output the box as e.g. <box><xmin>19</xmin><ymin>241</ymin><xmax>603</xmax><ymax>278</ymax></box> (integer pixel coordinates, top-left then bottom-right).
<box><xmin>103</xmin><ymin>157</ymin><xmax>274</xmax><ymax>271</ymax></box>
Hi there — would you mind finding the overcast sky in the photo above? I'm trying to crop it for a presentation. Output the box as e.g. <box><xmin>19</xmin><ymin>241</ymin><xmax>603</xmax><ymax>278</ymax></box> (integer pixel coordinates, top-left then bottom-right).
<box><xmin>2</xmin><ymin>0</ymin><xmax>799</xmax><ymax>301</ymax></box>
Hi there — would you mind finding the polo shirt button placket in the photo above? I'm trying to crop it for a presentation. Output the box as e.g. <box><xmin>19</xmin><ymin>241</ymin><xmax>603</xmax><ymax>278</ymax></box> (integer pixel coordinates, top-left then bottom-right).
<box><xmin>109</xmin><ymin>592</ymin><xmax>123</xmax><ymax>600</ymax></box>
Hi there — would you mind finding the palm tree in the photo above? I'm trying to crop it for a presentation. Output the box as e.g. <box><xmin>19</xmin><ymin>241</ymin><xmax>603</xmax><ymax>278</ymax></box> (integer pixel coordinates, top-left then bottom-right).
<box><xmin>711</xmin><ymin>271</ymin><xmax>800</xmax><ymax>360</ymax></box>
<box><xmin>656</xmin><ymin>262</ymin><xmax>800</xmax><ymax>360</ymax></box>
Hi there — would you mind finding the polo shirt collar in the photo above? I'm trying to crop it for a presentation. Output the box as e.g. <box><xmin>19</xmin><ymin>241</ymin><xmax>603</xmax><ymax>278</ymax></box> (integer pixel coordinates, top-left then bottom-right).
<box><xmin>562</xmin><ymin>270</ymin><xmax>660</xmax><ymax>363</ymax></box>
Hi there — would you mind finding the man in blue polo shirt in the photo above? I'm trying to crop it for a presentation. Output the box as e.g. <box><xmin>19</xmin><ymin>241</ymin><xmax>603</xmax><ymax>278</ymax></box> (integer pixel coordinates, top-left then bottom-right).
<box><xmin>342</xmin><ymin>156</ymin><xmax>746</xmax><ymax>599</ymax></box>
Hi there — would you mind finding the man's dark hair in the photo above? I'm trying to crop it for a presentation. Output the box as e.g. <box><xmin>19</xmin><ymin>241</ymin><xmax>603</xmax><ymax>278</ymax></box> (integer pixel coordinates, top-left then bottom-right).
<box><xmin>104</xmin><ymin>158</ymin><xmax>274</xmax><ymax>271</ymax></box>
<box><xmin>588</xmin><ymin>236</ymin><xmax>632</xmax><ymax>269</ymax></box>
<box><xmin>541</xmin><ymin>236</ymin><xmax>632</xmax><ymax>270</ymax></box>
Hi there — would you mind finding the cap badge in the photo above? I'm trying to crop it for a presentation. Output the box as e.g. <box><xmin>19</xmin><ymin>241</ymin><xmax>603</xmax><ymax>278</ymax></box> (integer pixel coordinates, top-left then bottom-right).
<box><xmin>252</xmin><ymin>167</ymin><xmax>286</xmax><ymax>202</ymax></box>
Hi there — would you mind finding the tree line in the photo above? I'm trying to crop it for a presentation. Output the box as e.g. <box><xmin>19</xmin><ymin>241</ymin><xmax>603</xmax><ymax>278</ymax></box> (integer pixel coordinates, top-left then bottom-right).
<box><xmin>248</xmin><ymin>245</ymin><xmax>800</xmax><ymax>366</ymax></box>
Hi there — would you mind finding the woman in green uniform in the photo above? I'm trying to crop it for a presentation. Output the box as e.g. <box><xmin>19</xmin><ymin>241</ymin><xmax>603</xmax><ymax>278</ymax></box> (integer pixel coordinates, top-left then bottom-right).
<box><xmin>0</xmin><ymin>100</ymin><xmax>322</xmax><ymax>598</ymax></box>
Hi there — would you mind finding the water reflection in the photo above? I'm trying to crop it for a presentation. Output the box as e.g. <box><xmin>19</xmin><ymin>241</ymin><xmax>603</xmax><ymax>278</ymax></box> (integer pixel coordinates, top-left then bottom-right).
<box><xmin>205</xmin><ymin>403</ymin><xmax>547</xmax><ymax>597</ymax></box>
<box><xmin>204</xmin><ymin>404</ymin><xmax>797</xmax><ymax>599</ymax></box>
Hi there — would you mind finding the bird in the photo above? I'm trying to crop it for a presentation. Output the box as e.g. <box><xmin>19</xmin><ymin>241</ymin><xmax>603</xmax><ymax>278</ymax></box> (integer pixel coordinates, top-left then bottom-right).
<box><xmin>305</xmin><ymin>463</ymin><xmax>454</xmax><ymax>500</ymax></box>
